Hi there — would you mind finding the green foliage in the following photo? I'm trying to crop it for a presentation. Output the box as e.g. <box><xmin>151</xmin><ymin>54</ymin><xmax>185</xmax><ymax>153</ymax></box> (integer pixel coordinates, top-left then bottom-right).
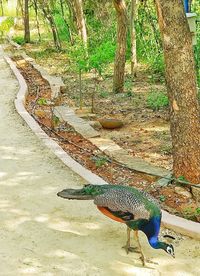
<box><xmin>0</xmin><ymin>17</ymin><xmax>14</xmax><ymax>37</ymax></box>
<box><xmin>37</xmin><ymin>98</ymin><xmax>47</xmax><ymax>106</ymax></box>
<box><xmin>146</xmin><ymin>90</ymin><xmax>169</xmax><ymax>111</ymax></box>
<box><xmin>183</xmin><ymin>206</ymin><xmax>200</xmax><ymax>221</ymax></box>
<box><xmin>126</xmin><ymin>91</ymin><xmax>133</xmax><ymax>97</ymax></box>
<box><xmin>52</xmin><ymin>115</ymin><xmax>60</xmax><ymax>126</ymax></box>
<box><xmin>99</xmin><ymin>91</ymin><xmax>109</xmax><ymax>98</ymax></box>
<box><xmin>176</xmin><ymin>176</ymin><xmax>189</xmax><ymax>185</ymax></box>
<box><xmin>68</xmin><ymin>37</ymin><xmax>88</xmax><ymax>73</ymax></box>
<box><xmin>54</xmin><ymin>13</ymin><xmax>70</xmax><ymax>42</ymax></box>
<box><xmin>159</xmin><ymin>195</ymin><xmax>166</xmax><ymax>202</ymax></box>
<box><xmin>91</xmin><ymin>155</ymin><xmax>110</xmax><ymax>168</ymax></box>
<box><xmin>195</xmin><ymin>207</ymin><xmax>200</xmax><ymax>215</ymax></box>
<box><xmin>88</xmin><ymin>41</ymin><xmax>116</xmax><ymax>75</ymax></box>
<box><xmin>12</xmin><ymin>35</ymin><xmax>24</xmax><ymax>45</ymax></box>
<box><xmin>134</xmin><ymin>1</ymin><xmax>164</xmax><ymax>73</ymax></box>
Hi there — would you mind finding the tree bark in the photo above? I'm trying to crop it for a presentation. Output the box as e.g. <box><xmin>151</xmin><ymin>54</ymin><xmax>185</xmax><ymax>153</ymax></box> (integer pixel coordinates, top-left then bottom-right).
<box><xmin>155</xmin><ymin>0</ymin><xmax>200</xmax><ymax>184</ymax></box>
<box><xmin>33</xmin><ymin>0</ymin><xmax>41</xmax><ymax>41</ymax></box>
<box><xmin>71</xmin><ymin>0</ymin><xmax>87</xmax><ymax>47</ymax></box>
<box><xmin>130</xmin><ymin>0</ymin><xmax>137</xmax><ymax>77</ymax></box>
<box><xmin>113</xmin><ymin>0</ymin><xmax>128</xmax><ymax>93</ymax></box>
<box><xmin>0</xmin><ymin>0</ymin><xmax>4</xmax><ymax>16</ymax></box>
<box><xmin>39</xmin><ymin>0</ymin><xmax>61</xmax><ymax>50</ymax></box>
<box><xmin>24</xmin><ymin>0</ymin><xmax>30</xmax><ymax>43</ymax></box>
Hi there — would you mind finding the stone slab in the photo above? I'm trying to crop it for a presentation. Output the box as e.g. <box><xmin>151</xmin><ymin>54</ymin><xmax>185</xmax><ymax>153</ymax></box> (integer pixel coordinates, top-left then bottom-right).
<box><xmin>89</xmin><ymin>137</ymin><xmax>123</xmax><ymax>152</ymax></box>
<box><xmin>107</xmin><ymin>149</ymin><xmax>169</xmax><ymax>177</ymax></box>
<box><xmin>54</xmin><ymin>106</ymin><xmax>100</xmax><ymax>139</ymax></box>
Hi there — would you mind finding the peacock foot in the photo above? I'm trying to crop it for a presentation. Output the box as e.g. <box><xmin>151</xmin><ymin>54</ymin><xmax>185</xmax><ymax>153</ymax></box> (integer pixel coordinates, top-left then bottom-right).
<box><xmin>145</xmin><ymin>258</ymin><xmax>158</xmax><ymax>265</ymax></box>
<box><xmin>140</xmin><ymin>255</ymin><xmax>145</xmax><ymax>266</ymax></box>
<box><xmin>139</xmin><ymin>257</ymin><xmax>158</xmax><ymax>266</ymax></box>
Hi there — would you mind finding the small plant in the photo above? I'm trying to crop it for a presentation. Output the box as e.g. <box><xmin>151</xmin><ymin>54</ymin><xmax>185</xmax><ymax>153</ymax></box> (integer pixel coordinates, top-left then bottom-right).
<box><xmin>126</xmin><ymin>91</ymin><xmax>133</xmax><ymax>97</ymax></box>
<box><xmin>13</xmin><ymin>35</ymin><xmax>24</xmax><ymax>45</ymax></box>
<box><xmin>91</xmin><ymin>155</ymin><xmax>110</xmax><ymax>168</ymax></box>
<box><xmin>52</xmin><ymin>115</ymin><xmax>60</xmax><ymax>127</ymax></box>
<box><xmin>99</xmin><ymin>91</ymin><xmax>109</xmax><ymax>98</ymax></box>
<box><xmin>147</xmin><ymin>90</ymin><xmax>169</xmax><ymax>111</ymax></box>
<box><xmin>124</xmin><ymin>80</ymin><xmax>133</xmax><ymax>90</ymax></box>
<box><xmin>195</xmin><ymin>207</ymin><xmax>200</xmax><ymax>215</ymax></box>
<box><xmin>68</xmin><ymin>37</ymin><xmax>88</xmax><ymax>109</ymax></box>
<box><xmin>159</xmin><ymin>195</ymin><xmax>166</xmax><ymax>202</ymax></box>
<box><xmin>176</xmin><ymin>175</ymin><xmax>189</xmax><ymax>185</ymax></box>
<box><xmin>37</xmin><ymin>98</ymin><xmax>47</xmax><ymax>106</ymax></box>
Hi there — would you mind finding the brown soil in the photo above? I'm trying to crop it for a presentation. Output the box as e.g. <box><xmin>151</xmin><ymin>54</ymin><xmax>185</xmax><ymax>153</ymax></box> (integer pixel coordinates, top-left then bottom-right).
<box><xmin>12</xmin><ymin>55</ymin><xmax>199</xmax><ymax>222</ymax></box>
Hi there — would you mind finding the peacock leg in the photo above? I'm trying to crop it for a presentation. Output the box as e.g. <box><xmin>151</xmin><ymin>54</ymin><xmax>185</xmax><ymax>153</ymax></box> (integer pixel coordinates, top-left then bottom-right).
<box><xmin>122</xmin><ymin>226</ymin><xmax>139</xmax><ymax>254</ymax></box>
<box><xmin>134</xmin><ymin>230</ymin><xmax>145</xmax><ymax>266</ymax></box>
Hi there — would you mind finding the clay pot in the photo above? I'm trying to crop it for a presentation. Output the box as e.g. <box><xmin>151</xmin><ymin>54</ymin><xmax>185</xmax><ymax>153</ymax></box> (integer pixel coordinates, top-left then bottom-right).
<box><xmin>98</xmin><ymin>118</ymin><xmax>123</xmax><ymax>129</ymax></box>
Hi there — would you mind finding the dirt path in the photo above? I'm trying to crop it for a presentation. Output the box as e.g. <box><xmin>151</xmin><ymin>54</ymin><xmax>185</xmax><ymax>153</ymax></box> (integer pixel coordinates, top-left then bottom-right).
<box><xmin>0</xmin><ymin>46</ymin><xmax>199</xmax><ymax>276</ymax></box>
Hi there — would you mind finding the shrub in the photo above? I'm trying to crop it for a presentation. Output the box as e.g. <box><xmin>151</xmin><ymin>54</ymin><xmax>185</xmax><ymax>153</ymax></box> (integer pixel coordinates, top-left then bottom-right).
<box><xmin>147</xmin><ymin>90</ymin><xmax>169</xmax><ymax>111</ymax></box>
<box><xmin>0</xmin><ymin>17</ymin><xmax>14</xmax><ymax>37</ymax></box>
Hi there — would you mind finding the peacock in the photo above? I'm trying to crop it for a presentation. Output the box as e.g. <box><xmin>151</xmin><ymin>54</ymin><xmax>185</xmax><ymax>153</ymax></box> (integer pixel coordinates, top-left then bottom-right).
<box><xmin>57</xmin><ymin>184</ymin><xmax>175</xmax><ymax>265</ymax></box>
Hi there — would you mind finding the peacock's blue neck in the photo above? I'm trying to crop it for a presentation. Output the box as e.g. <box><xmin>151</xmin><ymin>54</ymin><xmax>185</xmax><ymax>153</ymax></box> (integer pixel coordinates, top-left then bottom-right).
<box><xmin>140</xmin><ymin>216</ymin><xmax>161</xmax><ymax>249</ymax></box>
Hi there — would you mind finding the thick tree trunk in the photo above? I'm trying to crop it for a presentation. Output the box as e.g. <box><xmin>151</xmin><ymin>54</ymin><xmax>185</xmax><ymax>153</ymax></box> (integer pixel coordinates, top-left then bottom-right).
<box><xmin>130</xmin><ymin>0</ymin><xmax>137</xmax><ymax>77</ymax></box>
<box><xmin>71</xmin><ymin>0</ymin><xmax>87</xmax><ymax>47</ymax></box>
<box><xmin>155</xmin><ymin>0</ymin><xmax>200</xmax><ymax>184</ymax></box>
<box><xmin>24</xmin><ymin>0</ymin><xmax>30</xmax><ymax>43</ymax></box>
<box><xmin>113</xmin><ymin>0</ymin><xmax>128</xmax><ymax>93</ymax></box>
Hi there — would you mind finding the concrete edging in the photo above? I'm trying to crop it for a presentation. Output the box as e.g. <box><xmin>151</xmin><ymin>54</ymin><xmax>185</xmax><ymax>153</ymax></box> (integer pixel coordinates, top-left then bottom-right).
<box><xmin>4</xmin><ymin>53</ymin><xmax>200</xmax><ymax>240</ymax></box>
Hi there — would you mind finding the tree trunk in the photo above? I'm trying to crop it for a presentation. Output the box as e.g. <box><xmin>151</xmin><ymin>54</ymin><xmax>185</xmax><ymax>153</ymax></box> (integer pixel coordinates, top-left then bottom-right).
<box><xmin>130</xmin><ymin>0</ymin><xmax>137</xmax><ymax>77</ymax></box>
<box><xmin>113</xmin><ymin>0</ymin><xmax>128</xmax><ymax>93</ymax></box>
<box><xmin>33</xmin><ymin>0</ymin><xmax>41</xmax><ymax>41</ymax></box>
<box><xmin>155</xmin><ymin>0</ymin><xmax>200</xmax><ymax>184</ymax></box>
<box><xmin>18</xmin><ymin>0</ymin><xmax>24</xmax><ymax>17</ymax></box>
<box><xmin>24</xmin><ymin>0</ymin><xmax>30</xmax><ymax>43</ymax></box>
<box><xmin>39</xmin><ymin>1</ymin><xmax>61</xmax><ymax>50</ymax></box>
<box><xmin>0</xmin><ymin>0</ymin><xmax>4</xmax><ymax>16</ymax></box>
<box><xmin>71</xmin><ymin>0</ymin><xmax>87</xmax><ymax>47</ymax></box>
<box><xmin>60</xmin><ymin>0</ymin><xmax>73</xmax><ymax>44</ymax></box>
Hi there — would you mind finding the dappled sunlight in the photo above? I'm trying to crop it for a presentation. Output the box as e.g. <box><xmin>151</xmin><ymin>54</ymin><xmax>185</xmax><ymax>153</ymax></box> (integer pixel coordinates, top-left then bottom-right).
<box><xmin>46</xmin><ymin>249</ymin><xmax>80</xmax><ymax>260</ymax></box>
<box><xmin>41</xmin><ymin>185</ymin><xmax>59</xmax><ymax>195</ymax></box>
<box><xmin>0</xmin><ymin>172</ymin><xmax>41</xmax><ymax>187</ymax></box>
<box><xmin>17</xmin><ymin>171</ymin><xmax>34</xmax><ymax>176</ymax></box>
<box><xmin>111</xmin><ymin>260</ymin><xmax>158</xmax><ymax>275</ymax></box>
<box><xmin>5</xmin><ymin>216</ymin><xmax>31</xmax><ymax>230</ymax></box>
<box><xmin>34</xmin><ymin>214</ymin><xmax>49</xmax><ymax>223</ymax></box>
<box><xmin>143</xmin><ymin>124</ymin><xmax>169</xmax><ymax>132</ymax></box>
<box><xmin>0</xmin><ymin>145</ymin><xmax>33</xmax><ymax>155</ymax></box>
<box><xmin>48</xmin><ymin>219</ymin><xmax>86</xmax><ymax>236</ymax></box>
<box><xmin>0</xmin><ymin>199</ymin><xmax>10</xmax><ymax>210</ymax></box>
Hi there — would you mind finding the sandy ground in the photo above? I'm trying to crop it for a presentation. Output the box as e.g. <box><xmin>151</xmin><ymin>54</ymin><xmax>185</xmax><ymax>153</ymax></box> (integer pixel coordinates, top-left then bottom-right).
<box><xmin>0</xmin><ymin>46</ymin><xmax>200</xmax><ymax>276</ymax></box>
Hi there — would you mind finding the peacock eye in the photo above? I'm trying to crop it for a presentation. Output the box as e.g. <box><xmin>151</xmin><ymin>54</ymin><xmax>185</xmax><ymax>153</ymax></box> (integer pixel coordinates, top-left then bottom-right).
<box><xmin>167</xmin><ymin>246</ymin><xmax>173</xmax><ymax>254</ymax></box>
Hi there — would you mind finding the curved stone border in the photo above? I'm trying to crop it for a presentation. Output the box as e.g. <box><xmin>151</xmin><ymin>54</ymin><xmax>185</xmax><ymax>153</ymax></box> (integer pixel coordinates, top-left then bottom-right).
<box><xmin>4</xmin><ymin>53</ymin><xmax>200</xmax><ymax>240</ymax></box>
<box><xmin>5</xmin><ymin>54</ymin><xmax>106</xmax><ymax>186</ymax></box>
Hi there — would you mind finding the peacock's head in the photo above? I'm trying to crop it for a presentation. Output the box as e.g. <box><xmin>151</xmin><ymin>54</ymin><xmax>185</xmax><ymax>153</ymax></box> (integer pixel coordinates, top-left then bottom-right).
<box><xmin>162</xmin><ymin>243</ymin><xmax>175</xmax><ymax>258</ymax></box>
